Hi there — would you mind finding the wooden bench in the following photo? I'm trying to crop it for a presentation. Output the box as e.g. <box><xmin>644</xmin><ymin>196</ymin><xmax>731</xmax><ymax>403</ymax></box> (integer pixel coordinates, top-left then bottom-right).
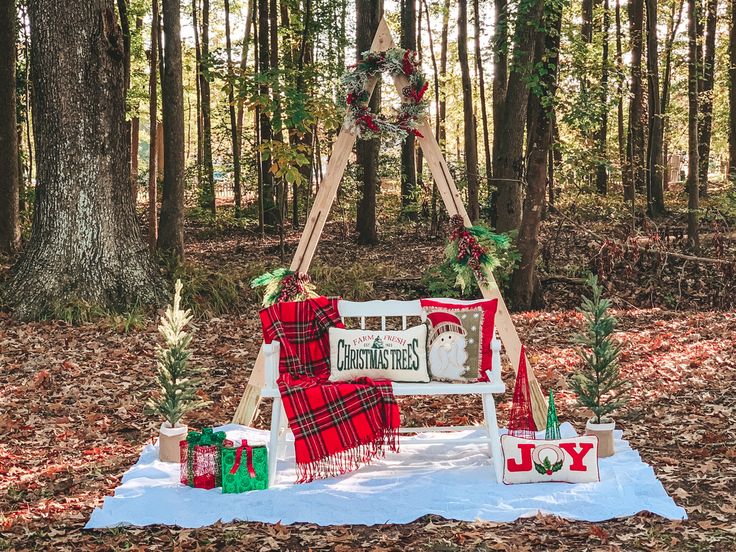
<box><xmin>260</xmin><ymin>299</ymin><xmax>506</xmax><ymax>485</ymax></box>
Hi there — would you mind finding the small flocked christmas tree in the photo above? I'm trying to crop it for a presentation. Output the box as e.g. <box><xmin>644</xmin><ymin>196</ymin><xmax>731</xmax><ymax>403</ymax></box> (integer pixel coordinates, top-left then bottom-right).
<box><xmin>507</xmin><ymin>346</ymin><xmax>536</xmax><ymax>439</ymax></box>
<box><xmin>545</xmin><ymin>389</ymin><xmax>561</xmax><ymax>440</ymax></box>
<box><xmin>569</xmin><ymin>275</ymin><xmax>626</xmax><ymax>424</ymax></box>
<box><xmin>148</xmin><ymin>280</ymin><xmax>208</xmax><ymax>427</ymax></box>
<box><xmin>372</xmin><ymin>336</ymin><xmax>384</xmax><ymax>349</ymax></box>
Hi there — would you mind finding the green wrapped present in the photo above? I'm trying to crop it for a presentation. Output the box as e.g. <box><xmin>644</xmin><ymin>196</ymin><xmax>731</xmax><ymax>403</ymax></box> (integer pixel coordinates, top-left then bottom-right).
<box><xmin>221</xmin><ymin>440</ymin><xmax>268</xmax><ymax>493</ymax></box>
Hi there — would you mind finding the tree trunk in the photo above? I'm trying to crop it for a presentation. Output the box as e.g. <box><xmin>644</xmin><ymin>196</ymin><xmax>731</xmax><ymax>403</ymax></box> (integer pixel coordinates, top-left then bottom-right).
<box><xmin>129</xmin><ymin>16</ymin><xmax>143</xmax><ymax>199</ymax></box>
<box><xmin>198</xmin><ymin>0</ymin><xmax>215</xmax><ymax>214</ymax></box>
<box><xmin>645</xmin><ymin>0</ymin><xmax>665</xmax><ymax>215</ymax></box>
<box><xmin>494</xmin><ymin>0</ymin><xmax>545</xmax><ymax>233</ymax></box>
<box><xmin>458</xmin><ymin>0</ymin><xmax>480</xmax><ymax>221</ymax></box>
<box><xmin>625</xmin><ymin>0</ymin><xmax>646</xmax><ymax>206</ymax></box>
<box><xmin>422</xmin><ymin>0</ymin><xmax>441</xmax><ymax>234</ymax></box>
<box><xmin>491</xmin><ymin>0</ymin><xmax>507</xmax><ymax>227</ymax></box>
<box><xmin>399</xmin><ymin>0</ymin><xmax>417</xmax><ymax>218</ymax></box>
<box><xmin>191</xmin><ymin>0</ymin><xmax>202</xmax><ymax>189</ymax></box>
<box><xmin>148</xmin><ymin>0</ymin><xmax>159</xmax><ymax>252</ymax></box>
<box><xmin>698</xmin><ymin>0</ymin><xmax>718</xmax><ymax>196</ymax></box>
<box><xmin>235</xmin><ymin>0</ymin><xmax>255</xmax><ymax>209</ymax></box>
<box><xmin>258</xmin><ymin>0</ymin><xmax>277</xmax><ymax>227</ymax></box>
<box><xmin>596</xmin><ymin>0</ymin><xmax>610</xmax><ymax>195</ymax></box>
<box><xmin>511</xmin><ymin>0</ymin><xmax>563</xmax><ymax>309</ymax></box>
<box><xmin>224</xmin><ymin>0</ymin><xmax>242</xmax><ymax>212</ymax></box>
<box><xmin>157</xmin><ymin>0</ymin><xmax>186</xmax><ymax>258</ymax></box>
<box><xmin>6</xmin><ymin>0</ymin><xmax>162</xmax><ymax>319</ymax></box>
<box><xmin>661</xmin><ymin>0</ymin><xmax>685</xmax><ymax>186</ymax></box>
<box><xmin>355</xmin><ymin>0</ymin><xmax>382</xmax><ymax>245</ymax></box>
<box><xmin>0</xmin><ymin>0</ymin><xmax>20</xmax><ymax>254</ymax></box>
<box><xmin>687</xmin><ymin>0</ymin><xmax>700</xmax><ymax>250</ymax></box>
<box><xmin>474</xmin><ymin>0</ymin><xmax>492</xmax><ymax>216</ymax></box>
<box><xmin>615</xmin><ymin>0</ymin><xmax>626</xmax><ymax>178</ymax></box>
<box><xmin>730</xmin><ymin>0</ymin><xmax>736</xmax><ymax>183</ymax></box>
<box><xmin>438</xmin><ymin>0</ymin><xmax>451</xmax><ymax>149</ymax></box>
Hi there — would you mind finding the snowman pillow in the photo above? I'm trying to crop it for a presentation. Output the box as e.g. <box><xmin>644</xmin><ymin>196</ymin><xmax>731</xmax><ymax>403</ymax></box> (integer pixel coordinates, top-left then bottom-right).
<box><xmin>420</xmin><ymin>298</ymin><xmax>498</xmax><ymax>382</ymax></box>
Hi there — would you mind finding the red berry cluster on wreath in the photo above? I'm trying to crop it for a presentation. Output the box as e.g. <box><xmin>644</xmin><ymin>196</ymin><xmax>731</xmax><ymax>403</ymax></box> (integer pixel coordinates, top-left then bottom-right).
<box><xmin>449</xmin><ymin>215</ymin><xmax>488</xmax><ymax>284</ymax></box>
<box><xmin>277</xmin><ymin>272</ymin><xmax>311</xmax><ymax>303</ymax></box>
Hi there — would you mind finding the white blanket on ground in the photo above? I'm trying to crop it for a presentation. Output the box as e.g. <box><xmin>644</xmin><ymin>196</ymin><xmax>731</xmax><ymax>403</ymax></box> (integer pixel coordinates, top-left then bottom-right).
<box><xmin>86</xmin><ymin>423</ymin><xmax>686</xmax><ymax>528</ymax></box>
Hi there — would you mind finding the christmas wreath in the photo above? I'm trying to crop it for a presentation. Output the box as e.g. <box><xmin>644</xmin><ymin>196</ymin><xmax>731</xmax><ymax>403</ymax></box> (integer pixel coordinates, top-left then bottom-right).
<box><xmin>250</xmin><ymin>268</ymin><xmax>318</xmax><ymax>307</ymax></box>
<box><xmin>341</xmin><ymin>48</ymin><xmax>429</xmax><ymax>143</ymax></box>
<box><xmin>445</xmin><ymin>215</ymin><xmax>512</xmax><ymax>292</ymax></box>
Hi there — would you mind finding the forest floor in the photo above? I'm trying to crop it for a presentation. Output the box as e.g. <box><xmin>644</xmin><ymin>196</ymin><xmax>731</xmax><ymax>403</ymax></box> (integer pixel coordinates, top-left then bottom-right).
<box><xmin>1</xmin><ymin>188</ymin><xmax>736</xmax><ymax>550</ymax></box>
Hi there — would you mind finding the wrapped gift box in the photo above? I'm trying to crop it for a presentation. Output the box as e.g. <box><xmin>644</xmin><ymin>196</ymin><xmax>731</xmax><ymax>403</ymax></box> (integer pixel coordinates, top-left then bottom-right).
<box><xmin>221</xmin><ymin>440</ymin><xmax>268</xmax><ymax>493</ymax></box>
<box><xmin>179</xmin><ymin>427</ymin><xmax>228</xmax><ymax>489</ymax></box>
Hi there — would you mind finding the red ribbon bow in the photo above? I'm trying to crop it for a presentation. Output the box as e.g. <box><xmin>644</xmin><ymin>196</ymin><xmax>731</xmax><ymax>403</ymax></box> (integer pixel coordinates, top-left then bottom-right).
<box><xmin>230</xmin><ymin>440</ymin><xmax>256</xmax><ymax>478</ymax></box>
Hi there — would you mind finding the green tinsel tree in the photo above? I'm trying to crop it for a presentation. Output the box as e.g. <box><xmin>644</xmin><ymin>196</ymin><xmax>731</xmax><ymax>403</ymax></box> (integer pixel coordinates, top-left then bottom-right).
<box><xmin>147</xmin><ymin>280</ymin><xmax>209</xmax><ymax>426</ymax></box>
<box><xmin>569</xmin><ymin>275</ymin><xmax>627</xmax><ymax>424</ymax></box>
<box><xmin>545</xmin><ymin>389</ymin><xmax>561</xmax><ymax>440</ymax></box>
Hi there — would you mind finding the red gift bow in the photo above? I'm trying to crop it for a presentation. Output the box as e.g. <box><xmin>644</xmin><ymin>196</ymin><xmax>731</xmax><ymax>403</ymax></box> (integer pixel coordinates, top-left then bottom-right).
<box><xmin>230</xmin><ymin>440</ymin><xmax>256</xmax><ymax>478</ymax></box>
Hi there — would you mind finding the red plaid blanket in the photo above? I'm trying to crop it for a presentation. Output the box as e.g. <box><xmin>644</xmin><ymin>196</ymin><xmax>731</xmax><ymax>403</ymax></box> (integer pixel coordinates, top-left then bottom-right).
<box><xmin>260</xmin><ymin>296</ymin><xmax>400</xmax><ymax>483</ymax></box>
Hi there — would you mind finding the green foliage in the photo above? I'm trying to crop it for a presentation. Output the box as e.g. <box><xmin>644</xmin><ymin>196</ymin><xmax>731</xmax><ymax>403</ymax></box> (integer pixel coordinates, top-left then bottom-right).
<box><xmin>422</xmin><ymin>260</ymin><xmax>480</xmax><ymax>299</ymax></box>
<box><xmin>107</xmin><ymin>309</ymin><xmax>146</xmax><ymax>334</ymax></box>
<box><xmin>310</xmin><ymin>261</ymin><xmax>391</xmax><ymax>301</ymax></box>
<box><xmin>569</xmin><ymin>275</ymin><xmax>627</xmax><ymax>424</ymax></box>
<box><xmin>146</xmin><ymin>280</ymin><xmax>208</xmax><ymax>427</ymax></box>
<box><xmin>164</xmin><ymin>257</ymin><xmax>244</xmax><ymax>317</ymax></box>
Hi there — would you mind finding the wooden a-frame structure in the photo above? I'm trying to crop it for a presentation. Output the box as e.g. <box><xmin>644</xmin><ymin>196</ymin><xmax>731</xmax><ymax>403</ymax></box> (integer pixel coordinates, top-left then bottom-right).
<box><xmin>233</xmin><ymin>18</ymin><xmax>548</xmax><ymax>429</ymax></box>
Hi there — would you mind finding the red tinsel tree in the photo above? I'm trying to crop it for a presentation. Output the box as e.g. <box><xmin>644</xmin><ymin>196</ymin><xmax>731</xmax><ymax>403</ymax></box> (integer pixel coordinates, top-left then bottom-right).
<box><xmin>508</xmin><ymin>345</ymin><xmax>537</xmax><ymax>439</ymax></box>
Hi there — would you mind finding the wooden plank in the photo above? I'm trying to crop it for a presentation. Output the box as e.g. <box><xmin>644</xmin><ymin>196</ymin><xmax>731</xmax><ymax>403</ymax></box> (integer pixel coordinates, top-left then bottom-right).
<box><xmin>389</xmin><ymin>72</ymin><xmax>548</xmax><ymax>430</ymax></box>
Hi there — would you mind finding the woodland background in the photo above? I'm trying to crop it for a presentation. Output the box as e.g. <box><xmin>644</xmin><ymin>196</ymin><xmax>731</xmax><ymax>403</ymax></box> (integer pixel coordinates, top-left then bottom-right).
<box><xmin>0</xmin><ymin>0</ymin><xmax>735</xmax><ymax>549</ymax></box>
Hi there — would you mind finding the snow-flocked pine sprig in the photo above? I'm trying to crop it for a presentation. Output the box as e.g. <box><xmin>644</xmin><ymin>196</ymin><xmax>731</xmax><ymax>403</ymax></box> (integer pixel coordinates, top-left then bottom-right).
<box><xmin>147</xmin><ymin>280</ymin><xmax>209</xmax><ymax>427</ymax></box>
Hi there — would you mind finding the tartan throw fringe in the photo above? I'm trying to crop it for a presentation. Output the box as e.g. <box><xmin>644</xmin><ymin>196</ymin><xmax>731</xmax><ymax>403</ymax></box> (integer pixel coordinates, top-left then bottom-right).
<box><xmin>260</xmin><ymin>297</ymin><xmax>401</xmax><ymax>483</ymax></box>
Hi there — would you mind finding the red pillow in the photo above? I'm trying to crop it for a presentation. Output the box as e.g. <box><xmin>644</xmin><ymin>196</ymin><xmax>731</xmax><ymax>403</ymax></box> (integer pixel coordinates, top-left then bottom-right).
<box><xmin>420</xmin><ymin>298</ymin><xmax>498</xmax><ymax>381</ymax></box>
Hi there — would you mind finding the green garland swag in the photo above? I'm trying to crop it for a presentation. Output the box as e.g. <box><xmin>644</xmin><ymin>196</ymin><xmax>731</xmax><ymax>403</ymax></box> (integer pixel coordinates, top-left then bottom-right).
<box><xmin>341</xmin><ymin>48</ymin><xmax>429</xmax><ymax>143</ymax></box>
<box><xmin>445</xmin><ymin>215</ymin><xmax>511</xmax><ymax>293</ymax></box>
<box><xmin>250</xmin><ymin>268</ymin><xmax>318</xmax><ymax>308</ymax></box>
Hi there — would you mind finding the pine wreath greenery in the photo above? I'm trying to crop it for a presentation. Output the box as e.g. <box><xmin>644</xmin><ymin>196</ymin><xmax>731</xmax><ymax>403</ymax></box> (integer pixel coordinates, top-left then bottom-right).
<box><xmin>444</xmin><ymin>215</ymin><xmax>515</xmax><ymax>293</ymax></box>
<box><xmin>341</xmin><ymin>47</ymin><xmax>429</xmax><ymax>143</ymax></box>
<box><xmin>250</xmin><ymin>268</ymin><xmax>318</xmax><ymax>307</ymax></box>
<box><xmin>569</xmin><ymin>275</ymin><xmax>627</xmax><ymax>424</ymax></box>
<box><xmin>147</xmin><ymin>280</ymin><xmax>209</xmax><ymax>427</ymax></box>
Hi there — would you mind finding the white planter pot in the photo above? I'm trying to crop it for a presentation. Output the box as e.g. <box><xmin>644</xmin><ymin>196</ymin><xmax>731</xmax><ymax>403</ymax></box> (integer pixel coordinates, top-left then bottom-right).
<box><xmin>159</xmin><ymin>422</ymin><xmax>188</xmax><ymax>463</ymax></box>
<box><xmin>585</xmin><ymin>419</ymin><xmax>616</xmax><ymax>458</ymax></box>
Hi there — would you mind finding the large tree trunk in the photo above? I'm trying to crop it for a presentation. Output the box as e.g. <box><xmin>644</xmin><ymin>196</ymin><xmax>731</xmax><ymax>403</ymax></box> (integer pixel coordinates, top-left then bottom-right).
<box><xmin>698</xmin><ymin>0</ymin><xmax>718</xmax><ymax>196</ymax></box>
<box><xmin>595</xmin><ymin>0</ymin><xmax>610</xmax><ymax>196</ymax></box>
<box><xmin>473</xmin><ymin>0</ymin><xmax>492</xmax><ymax>218</ymax></box>
<box><xmin>493</xmin><ymin>0</ymin><xmax>545</xmax><ymax>233</ymax></box>
<box><xmin>625</xmin><ymin>0</ymin><xmax>645</xmax><ymax>204</ymax></box>
<box><xmin>645</xmin><ymin>0</ymin><xmax>665</xmax><ymax>215</ymax></box>
<box><xmin>157</xmin><ymin>0</ymin><xmax>186</xmax><ymax>258</ymax></box>
<box><xmin>730</xmin><ymin>0</ymin><xmax>736</xmax><ymax>183</ymax></box>
<box><xmin>6</xmin><ymin>0</ymin><xmax>162</xmax><ymax>319</ymax></box>
<box><xmin>687</xmin><ymin>0</ymin><xmax>700</xmax><ymax>250</ymax></box>
<box><xmin>511</xmin><ymin>0</ymin><xmax>563</xmax><ymax>309</ymax></box>
<box><xmin>0</xmin><ymin>0</ymin><xmax>20</xmax><ymax>255</ymax></box>
<box><xmin>458</xmin><ymin>0</ymin><xmax>480</xmax><ymax>221</ymax></box>
<box><xmin>235</xmin><ymin>0</ymin><xmax>255</xmax><ymax>209</ymax></box>
<box><xmin>355</xmin><ymin>0</ymin><xmax>382</xmax><ymax>245</ymax></box>
<box><xmin>400</xmin><ymin>0</ymin><xmax>417</xmax><ymax>218</ymax></box>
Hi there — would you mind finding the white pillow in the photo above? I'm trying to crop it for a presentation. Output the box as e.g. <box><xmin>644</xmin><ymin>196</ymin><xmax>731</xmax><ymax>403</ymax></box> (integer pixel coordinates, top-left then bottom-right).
<box><xmin>501</xmin><ymin>434</ymin><xmax>600</xmax><ymax>484</ymax></box>
<box><xmin>328</xmin><ymin>325</ymin><xmax>430</xmax><ymax>383</ymax></box>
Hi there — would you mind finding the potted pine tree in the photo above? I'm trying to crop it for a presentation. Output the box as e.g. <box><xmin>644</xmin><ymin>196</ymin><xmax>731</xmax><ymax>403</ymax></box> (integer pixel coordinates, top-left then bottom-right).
<box><xmin>148</xmin><ymin>280</ymin><xmax>208</xmax><ymax>462</ymax></box>
<box><xmin>569</xmin><ymin>275</ymin><xmax>627</xmax><ymax>458</ymax></box>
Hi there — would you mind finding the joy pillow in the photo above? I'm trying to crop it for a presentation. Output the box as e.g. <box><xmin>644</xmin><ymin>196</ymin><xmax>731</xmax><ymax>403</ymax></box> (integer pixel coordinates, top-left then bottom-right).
<box><xmin>328</xmin><ymin>325</ymin><xmax>430</xmax><ymax>383</ymax></box>
<box><xmin>501</xmin><ymin>435</ymin><xmax>600</xmax><ymax>484</ymax></box>
<box><xmin>420</xmin><ymin>298</ymin><xmax>498</xmax><ymax>381</ymax></box>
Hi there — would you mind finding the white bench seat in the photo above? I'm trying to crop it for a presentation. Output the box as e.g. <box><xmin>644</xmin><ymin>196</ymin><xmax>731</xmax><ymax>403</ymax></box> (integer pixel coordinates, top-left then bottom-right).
<box><xmin>261</xmin><ymin>299</ymin><xmax>506</xmax><ymax>486</ymax></box>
